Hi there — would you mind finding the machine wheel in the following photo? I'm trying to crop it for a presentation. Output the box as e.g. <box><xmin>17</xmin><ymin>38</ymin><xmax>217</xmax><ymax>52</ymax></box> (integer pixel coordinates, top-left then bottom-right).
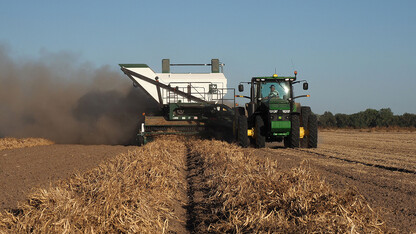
<box><xmin>254</xmin><ymin>115</ymin><xmax>266</xmax><ymax>148</ymax></box>
<box><xmin>300</xmin><ymin>106</ymin><xmax>311</xmax><ymax>148</ymax></box>
<box><xmin>237</xmin><ymin>115</ymin><xmax>249</xmax><ymax>148</ymax></box>
<box><xmin>300</xmin><ymin>106</ymin><xmax>311</xmax><ymax>126</ymax></box>
<box><xmin>137</xmin><ymin>135</ymin><xmax>145</xmax><ymax>146</ymax></box>
<box><xmin>236</xmin><ymin>107</ymin><xmax>245</xmax><ymax>116</ymax></box>
<box><xmin>285</xmin><ymin>114</ymin><xmax>300</xmax><ymax>148</ymax></box>
<box><xmin>233</xmin><ymin>112</ymin><xmax>238</xmax><ymax>138</ymax></box>
<box><xmin>307</xmin><ymin>114</ymin><xmax>318</xmax><ymax>148</ymax></box>
<box><xmin>233</xmin><ymin>107</ymin><xmax>245</xmax><ymax>135</ymax></box>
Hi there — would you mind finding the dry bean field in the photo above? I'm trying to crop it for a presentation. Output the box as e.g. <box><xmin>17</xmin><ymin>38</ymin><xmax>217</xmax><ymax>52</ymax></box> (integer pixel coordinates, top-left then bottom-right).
<box><xmin>1</xmin><ymin>130</ymin><xmax>415</xmax><ymax>232</ymax></box>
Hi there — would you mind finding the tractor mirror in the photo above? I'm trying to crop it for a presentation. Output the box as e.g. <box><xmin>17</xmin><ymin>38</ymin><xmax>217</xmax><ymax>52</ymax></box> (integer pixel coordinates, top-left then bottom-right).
<box><xmin>238</xmin><ymin>84</ymin><xmax>244</xmax><ymax>92</ymax></box>
<box><xmin>303</xmin><ymin>82</ymin><xmax>309</xmax><ymax>90</ymax></box>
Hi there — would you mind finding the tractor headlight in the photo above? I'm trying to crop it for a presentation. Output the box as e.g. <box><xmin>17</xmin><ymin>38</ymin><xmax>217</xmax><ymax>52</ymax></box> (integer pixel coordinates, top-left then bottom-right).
<box><xmin>282</xmin><ymin>110</ymin><xmax>290</xmax><ymax>113</ymax></box>
<box><xmin>269</xmin><ymin>110</ymin><xmax>278</xmax><ymax>113</ymax></box>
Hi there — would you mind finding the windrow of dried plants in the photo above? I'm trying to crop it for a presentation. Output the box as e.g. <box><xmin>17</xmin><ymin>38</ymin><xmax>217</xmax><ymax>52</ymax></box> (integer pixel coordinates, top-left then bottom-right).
<box><xmin>0</xmin><ymin>136</ymin><xmax>387</xmax><ymax>233</ymax></box>
<box><xmin>186</xmin><ymin>139</ymin><xmax>387</xmax><ymax>233</ymax></box>
<box><xmin>0</xmin><ymin>137</ymin><xmax>187</xmax><ymax>233</ymax></box>
<box><xmin>0</xmin><ymin>137</ymin><xmax>54</xmax><ymax>151</ymax></box>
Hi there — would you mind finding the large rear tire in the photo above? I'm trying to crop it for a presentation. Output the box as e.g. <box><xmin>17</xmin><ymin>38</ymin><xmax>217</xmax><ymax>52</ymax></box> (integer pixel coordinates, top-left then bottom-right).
<box><xmin>308</xmin><ymin>114</ymin><xmax>318</xmax><ymax>148</ymax></box>
<box><xmin>237</xmin><ymin>115</ymin><xmax>249</xmax><ymax>148</ymax></box>
<box><xmin>300</xmin><ymin>106</ymin><xmax>311</xmax><ymax>148</ymax></box>
<box><xmin>285</xmin><ymin>114</ymin><xmax>300</xmax><ymax>148</ymax></box>
<box><xmin>254</xmin><ymin>115</ymin><xmax>266</xmax><ymax>148</ymax></box>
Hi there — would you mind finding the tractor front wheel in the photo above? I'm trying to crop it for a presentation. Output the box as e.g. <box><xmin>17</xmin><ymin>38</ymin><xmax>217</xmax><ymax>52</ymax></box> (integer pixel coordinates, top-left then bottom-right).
<box><xmin>237</xmin><ymin>115</ymin><xmax>249</xmax><ymax>148</ymax></box>
<box><xmin>284</xmin><ymin>114</ymin><xmax>300</xmax><ymax>148</ymax></box>
<box><xmin>254</xmin><ymin>115</ymin><xmax>266</xmax><ymax>148</ymax></box>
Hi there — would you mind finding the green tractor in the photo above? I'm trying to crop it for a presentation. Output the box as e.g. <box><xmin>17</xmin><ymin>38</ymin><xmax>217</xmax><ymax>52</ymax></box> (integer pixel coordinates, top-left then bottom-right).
<box><xmin>236</xmin><ymin>71</ymin><xmax>318</xmax><ymax>148</ymax></box>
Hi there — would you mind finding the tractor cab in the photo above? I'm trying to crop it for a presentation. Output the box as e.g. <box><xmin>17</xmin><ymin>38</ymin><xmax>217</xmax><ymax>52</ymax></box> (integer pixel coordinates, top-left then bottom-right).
<box><xmin>258</xmin><ymin>81</ymin><xmax>291</xmax><ymax>102</ymax></box>
<box><xmin>253</xmin><ymin>77</ymin><xmax>294</xmax><ymax>110</ymax></box>
<box><xmin>239</xmin><ymin>73</ymin><xmax>299</xmax><ymax>117</ymax></box>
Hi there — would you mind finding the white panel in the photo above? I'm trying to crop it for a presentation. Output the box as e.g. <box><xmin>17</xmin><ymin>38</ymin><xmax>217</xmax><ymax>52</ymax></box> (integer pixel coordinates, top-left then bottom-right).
<box><xmin>123</xmin><ymin>66</ymin><xmax>228</xmax><ymax>104</ymax></box>
<box><xmin>128</xmin><ymin>67</ymin><xmax>160</xmax><ymax>103</ymax></box>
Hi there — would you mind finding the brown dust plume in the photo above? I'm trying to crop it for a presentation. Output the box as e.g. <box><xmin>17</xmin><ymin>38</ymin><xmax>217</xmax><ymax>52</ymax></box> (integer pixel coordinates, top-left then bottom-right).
<box><xmin>0</xmin><ymin>46</ymin><xmax>159</xmax><ymax>145</ymax></box>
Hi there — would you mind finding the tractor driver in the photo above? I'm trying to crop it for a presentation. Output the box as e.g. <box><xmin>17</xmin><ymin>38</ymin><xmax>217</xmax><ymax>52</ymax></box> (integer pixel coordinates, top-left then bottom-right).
<box><xmin>264</xmin><ymin>85</ymin><xmax>280</xmax><ymax>100</ymax></box>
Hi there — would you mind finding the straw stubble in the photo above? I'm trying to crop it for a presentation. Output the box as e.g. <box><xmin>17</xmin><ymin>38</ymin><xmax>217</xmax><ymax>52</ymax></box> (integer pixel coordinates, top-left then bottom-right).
<box><xmin>0</xmin><ymin>137</ymin><xmax>386</xmax><ymax>233</ymax></box>
<box><xmin>186</xmin><ymin>139</ymin><xmax>387</xmax><ymax>233</ymax></box>
<box><xmin>0</xmin><ymin>137</ymin><xmax>187</xmax><ymax>233</ymax></box>
<box><xmin>0</xmin><ymin>137</ymin><xmax>54</xmax><ymax>151</ymax></box>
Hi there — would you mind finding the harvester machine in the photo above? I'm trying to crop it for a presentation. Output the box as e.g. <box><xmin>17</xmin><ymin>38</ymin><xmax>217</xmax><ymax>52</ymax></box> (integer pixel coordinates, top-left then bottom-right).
<box><xmin>120</xmin><ymin>59</ymin><xmax>245</xmax><ymax>146</ymax></box>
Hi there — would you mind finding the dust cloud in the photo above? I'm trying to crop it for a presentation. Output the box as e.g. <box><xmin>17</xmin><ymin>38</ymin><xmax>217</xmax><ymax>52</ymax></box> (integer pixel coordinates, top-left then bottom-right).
<box><xmin>0</xmin><ymin>46</ymin><xmax>159</xmax><ymax>145</ymax></box>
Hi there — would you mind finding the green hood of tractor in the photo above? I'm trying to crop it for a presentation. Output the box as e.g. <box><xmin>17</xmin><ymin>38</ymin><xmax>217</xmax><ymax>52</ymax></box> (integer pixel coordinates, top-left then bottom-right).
<box><xmin>268</xmin><ymin>99</ymin><xmax>290</xmax><ymax>110</ymax></box>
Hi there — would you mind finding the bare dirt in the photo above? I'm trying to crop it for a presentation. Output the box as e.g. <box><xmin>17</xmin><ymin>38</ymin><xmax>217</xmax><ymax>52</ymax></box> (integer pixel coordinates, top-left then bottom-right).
<box><xmin>1</xmin><ymin>130</ymin><xmax>415</xmax><ymax>232</ymax></box>
<box><xmin>248</xmin><ymin>130</ymin><xmax>416</xmax><ymax>233</ymax></box>
<box><xmin>0</xmin><ymin>144</ymin><xmax>135</xmax><ymax>210</ymax></box>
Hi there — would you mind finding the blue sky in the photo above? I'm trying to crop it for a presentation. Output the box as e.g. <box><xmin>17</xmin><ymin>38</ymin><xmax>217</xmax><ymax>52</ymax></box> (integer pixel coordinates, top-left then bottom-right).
<box><xmin>1</xmin><ymin>0</ymin><xmax>415</xmax><ymax>114</ymax></box>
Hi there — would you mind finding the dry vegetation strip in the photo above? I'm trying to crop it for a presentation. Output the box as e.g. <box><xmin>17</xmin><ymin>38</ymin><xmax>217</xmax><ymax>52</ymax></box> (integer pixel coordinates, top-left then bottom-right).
<box><xmin>0</xmin><ymin>138</ymin><xmax>187</xmax><ymax>233</ymax></box>
<box><xmin>0</xmin><ymin>137</ymin><xmax>54</xmax><ymax>151</ymax></box>
<box><xmin>186</xmin><ymin>139</ymin><xmax>387</xmax><ymax>233</ymax></box>
<box><xmin>0</xmin><ymin>137</ymin><xmax>387</xmax><ymax>233</ymax></box>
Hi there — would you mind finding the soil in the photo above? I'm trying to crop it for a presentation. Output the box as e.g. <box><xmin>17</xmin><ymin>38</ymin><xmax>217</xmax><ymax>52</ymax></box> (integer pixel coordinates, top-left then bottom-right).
<box><xmin>0</xmin><ymin>144</ymin><xmax>135</xmax><ymax>210</ymax></box>
<box><xmin>245</xmin><ymin>130</ymin><xmax>416</xmax><ymax>233</ymax></box>
<box><xmin>1</xmin><ymin>130</ymin><xmax>415</xmax><ymax>232</ymax></box>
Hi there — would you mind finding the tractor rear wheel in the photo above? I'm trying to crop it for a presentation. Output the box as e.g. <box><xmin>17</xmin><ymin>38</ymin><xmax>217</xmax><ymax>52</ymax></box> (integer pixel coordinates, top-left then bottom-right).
<box><xmin>254</xmin><ymin>115</ymin><xmax>266</xmax><ymax>148</ymax></box>
<box><xmin>237</xmin><ymin>115</ymin><xmax>249</xmax><ymax>148</ymax></box>
<box><xmin>308</xmin><ymin>114</ymin><xmax>318</xmax><ymax>148</ymax></box>
<box><xmin>285</xmin><ymin>114</ymin><xmax>300</xmax><ymax>148</ymax></box>
<box><xmin>300</xmin><ymin>106</ymin><xmax>311</xmax><ymax>148</ymax></box>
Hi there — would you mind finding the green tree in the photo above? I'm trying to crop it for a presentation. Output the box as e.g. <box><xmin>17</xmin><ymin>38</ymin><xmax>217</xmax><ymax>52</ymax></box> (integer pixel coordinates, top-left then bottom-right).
<box><xmin>377</xmin><ymin>108</ymin><xmax>393</xmax><ymax>127</ymax></box>
<box><xmin>400</xmin><ymin>113</ymin><xmax>416</xmax><ymax>127</ymax></box>
<box><xmin>318</xmin><ymin>111</ymin><xmax>336</xmax><ymax>128</ymax></box>
<box><xmin>320</xmin><ymin>108</ymin><xmax>415</xmax><ymax>128</ymax></box>
<box><xmin>362</xmin><ymin>109</ymin><xmax>379</xmax><ymax>128</ymax></box>
<box><xmin>349</xmin><ymin>113</ymin><xmax>364</xmax><ymax>128</ymax></box>
<box><xmin>335</xmin><ymin>113</ymin><xmax>350</xmax><ymax>128</ymax></box>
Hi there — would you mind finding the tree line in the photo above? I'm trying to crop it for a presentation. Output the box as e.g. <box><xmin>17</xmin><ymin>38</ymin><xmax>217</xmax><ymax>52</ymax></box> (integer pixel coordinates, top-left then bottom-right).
<box><xmin>317</xmin><ymin>108</ymin><xmax>416</xmax><ymax>128</ymax></box>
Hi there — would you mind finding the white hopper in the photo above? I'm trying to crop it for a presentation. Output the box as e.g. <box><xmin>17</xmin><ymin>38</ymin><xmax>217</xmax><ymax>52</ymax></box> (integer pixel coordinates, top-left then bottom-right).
<box><xmin>119</xmin><ymin>59</ymin><xmax>228</xmax><ymax>104</ymax></box>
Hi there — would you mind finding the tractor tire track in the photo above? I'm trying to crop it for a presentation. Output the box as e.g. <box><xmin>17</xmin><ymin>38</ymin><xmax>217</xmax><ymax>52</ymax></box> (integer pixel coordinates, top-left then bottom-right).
<box><xmin>296</xmin><ymin>148</ymin><xmax>416</xmax><ymax>175</ymax></box>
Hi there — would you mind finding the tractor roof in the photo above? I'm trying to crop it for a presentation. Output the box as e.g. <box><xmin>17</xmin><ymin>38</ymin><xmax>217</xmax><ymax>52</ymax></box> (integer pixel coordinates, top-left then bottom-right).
<box><xmin>252</xmin><ymin>75</ymin><xmax>296</xmax><ymax>81</ymax></box>
<box><xmin>253</xmin><ymin>72</ymin><xmax>297</xmax><ymax>81</ymax></box>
